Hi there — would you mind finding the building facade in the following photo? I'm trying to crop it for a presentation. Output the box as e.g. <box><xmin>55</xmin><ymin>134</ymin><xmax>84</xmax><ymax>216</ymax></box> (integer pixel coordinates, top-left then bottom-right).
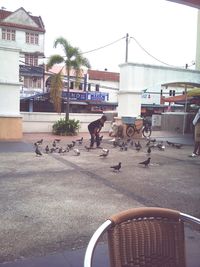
<box><xmin>0</xmin><ymin>7</ymin><xmax>45</xmax><ymax>96</ymax></box>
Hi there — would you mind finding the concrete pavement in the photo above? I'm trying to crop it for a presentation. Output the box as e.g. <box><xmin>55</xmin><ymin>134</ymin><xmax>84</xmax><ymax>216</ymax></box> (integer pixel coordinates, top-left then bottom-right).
<box><xmin>0</xmin><ymin>131</ymin><xmax>199</xmax><ymax>267</ymax></box>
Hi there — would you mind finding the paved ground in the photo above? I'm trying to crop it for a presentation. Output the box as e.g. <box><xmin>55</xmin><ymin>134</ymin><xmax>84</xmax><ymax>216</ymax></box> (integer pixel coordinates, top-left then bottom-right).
<box><xmin>0</xmin><ymin>131</ymin><xmax>199</xmax><ymax>267</ymax></box>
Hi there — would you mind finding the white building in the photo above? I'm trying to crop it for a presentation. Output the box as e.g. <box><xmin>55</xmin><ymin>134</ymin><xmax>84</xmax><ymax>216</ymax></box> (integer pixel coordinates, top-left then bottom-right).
<box><xmin>0</xmin><ymin>7</ymin><xmax>45</xmax><ymax>97</ymax></box>
<box><xmin>0</xmin><ymin>7</ymin><xmax>45</xmax><ymax>139</ymax></box>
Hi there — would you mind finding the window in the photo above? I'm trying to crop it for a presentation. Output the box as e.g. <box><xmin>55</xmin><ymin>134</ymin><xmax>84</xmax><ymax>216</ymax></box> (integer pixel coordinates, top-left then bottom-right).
<box><xmin>95</xmin><ymin>84</ymin><xmax>100</xmax><ymax>91</ymax></box>
<box><xmin>24</xmin><ymin>77</ymin><xmax>42</xmax><ymax>88</ymax></box>
<box><xmin>70</xmin><ymin>81</ymin><xmax>74</xmax><ymax>89</ymax></box>
<box><xmin>25</xmin><ymin>32</ymin><xmax>39</xmax><ymax>45</ymax></box>
<box><xmin>2</xmin><ymin>28</ymin><xmax>15</xmax><ymax>41</ymax></box>
<box><xmin>169</xmin><ymin>90</ymin><xmax>175</xmax><ymax>96</ymax></box>
<box><xmin>25</xmin><ymin>54</ymin><xmax>38</xmax><ymax>66</ymax></box>
<box><xmin>79</xmin><ymin>83</ymin><xmax>83</xmax><ymax>90</ymax></box>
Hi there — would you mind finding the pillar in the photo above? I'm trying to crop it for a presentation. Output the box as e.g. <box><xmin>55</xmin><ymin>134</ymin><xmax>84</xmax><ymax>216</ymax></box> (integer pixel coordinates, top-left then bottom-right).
<box><xmin>0</xmin><ymin>47</ymin><xmax>22</xmax><ymax>140</ymax></box>
<box><xmin>195</xmin><ymin>10</ymin><xmax>200</xmax><ymax>70</ymax></box>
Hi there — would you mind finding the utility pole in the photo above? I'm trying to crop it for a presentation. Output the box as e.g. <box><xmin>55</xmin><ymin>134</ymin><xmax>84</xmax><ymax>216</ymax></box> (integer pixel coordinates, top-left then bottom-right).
<box><xmin>125</xmin><ymin>33</ymin><xmax>129</xmax><ymax>63</ymax></box>
<box><xmin>183</xmin><ymin>84</ymin><xmax>188</xmax><ymax>135</ymax></box>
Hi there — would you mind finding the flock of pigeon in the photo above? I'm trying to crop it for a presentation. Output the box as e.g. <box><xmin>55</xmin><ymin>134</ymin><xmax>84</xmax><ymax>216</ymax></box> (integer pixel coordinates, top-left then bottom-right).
<box><xmin>34</xmin><ymin>137</ymin><xmax>83</xmax><ymax>157</ymax></box>
<box><xmin>34</xmin><ymin>136</ymin><xmax>184</xmax><ymax>172</ymax></box>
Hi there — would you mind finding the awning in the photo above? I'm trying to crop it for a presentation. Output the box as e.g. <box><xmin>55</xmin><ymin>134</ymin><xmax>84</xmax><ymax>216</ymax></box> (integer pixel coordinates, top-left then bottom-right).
<box><xmin>187</xmin><ymin>88</ymin><xmax>200</xmax><ymax>97</ymax></box>
<box><xmin>162</xmin><ymin>94</ymin><xmax>200</xmax><ymax>105</ymax></box>
<box><xmin>64</xmin><ymin>101</ymin><xmax>88</xmax><ymax>105</ymax></box>
<box><xmin>162</xmin><ymin>94</ymin><xmax>189</xmax><ymax>103</ymax></box>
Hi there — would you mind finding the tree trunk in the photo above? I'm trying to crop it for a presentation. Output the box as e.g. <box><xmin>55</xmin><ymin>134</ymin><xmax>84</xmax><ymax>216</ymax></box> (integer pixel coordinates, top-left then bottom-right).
<box><xmin>65</xmin><ymin>68</ymin><xmax>70</xmax><ymax>121</ymax></box>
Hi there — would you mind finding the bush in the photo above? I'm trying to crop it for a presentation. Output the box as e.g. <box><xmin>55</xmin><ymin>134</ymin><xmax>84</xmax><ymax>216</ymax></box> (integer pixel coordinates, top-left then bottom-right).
<box><xmin>52</xmin><ymin>118</ymin><xmax>80</xmax><ymax>136</ymax></box>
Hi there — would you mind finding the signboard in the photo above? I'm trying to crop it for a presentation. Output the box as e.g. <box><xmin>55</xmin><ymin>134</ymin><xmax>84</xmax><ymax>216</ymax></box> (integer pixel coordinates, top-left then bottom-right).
<box><xmin>19</xmin><ymin>65</ymin><xmax>44</xmax><ymax>77</ymax></box>
<box><xmin>62</xmin><ymin>91</ymin><xmax>87</xmax><ymax>100</ymax></box>
<box><xmin>87</xmin><ymin>92</ymin><xmax>109</xmax><ymax>101</ymax></box>
<box><xmin>62</xmin><ymin>91</ymin><xmax>109</xmax><ymax>101</ymax></box>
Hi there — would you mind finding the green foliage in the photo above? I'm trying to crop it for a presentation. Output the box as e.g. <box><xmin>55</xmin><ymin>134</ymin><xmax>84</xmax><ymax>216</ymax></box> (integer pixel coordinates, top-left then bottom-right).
<box><xmin>50</xmin><ymin>70</ymin><xmax>63</xmax><ymax>113</ymax></box>
<box><xmin>52</xmin><ymin>118</ymin><xmax>80</xmax><ymax>136</ymax></box>
<box><xmin>47</xmin><ymin>37</ymin><xmax>91</xmax><ymax>120</ymax></box>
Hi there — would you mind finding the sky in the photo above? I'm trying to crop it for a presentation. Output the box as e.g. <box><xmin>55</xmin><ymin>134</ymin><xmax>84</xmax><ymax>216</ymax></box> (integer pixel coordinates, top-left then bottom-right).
<box><xmin>1</xmin><ymin>0</ymin><xmax>198</xmax><ymax>72</ymax></box>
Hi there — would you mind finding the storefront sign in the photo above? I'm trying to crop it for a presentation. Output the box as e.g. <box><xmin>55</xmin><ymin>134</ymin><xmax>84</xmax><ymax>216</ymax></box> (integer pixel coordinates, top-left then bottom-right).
<box><xmin>62</xmin><ymin>91</ymin><xmax>87</xmax><ymax>100</ymax></box>
<box><xmin>62</xmin><ymin>91</ymin><xmax>109</xmax><ymax>101</ymax></box>
<box><xmin>87</xmin><ymin>92</ymin><xmax>109</xmax><ymax>101</ymax></box>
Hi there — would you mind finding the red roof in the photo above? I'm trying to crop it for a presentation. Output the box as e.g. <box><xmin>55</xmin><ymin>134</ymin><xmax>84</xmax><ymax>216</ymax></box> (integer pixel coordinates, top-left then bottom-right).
<box><xmin>0</xmin><ymin>7</ymin><xmax>45</xmax><ymax>33</ymax></box>
<box><xmin>162</xmin><ymin>94</ymin><xmax>193</xmax><ymax>103</ymax></box>
<box><xmin>88</xmin><ymin>70</ymin><xmax>119</xmax><ymax>82</ymax></box>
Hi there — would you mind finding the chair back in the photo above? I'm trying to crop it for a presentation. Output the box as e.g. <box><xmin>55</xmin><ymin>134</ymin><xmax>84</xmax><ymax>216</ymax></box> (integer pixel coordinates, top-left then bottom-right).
<box><xmin>107</xmin><ymin>207</ymin><xmax>186</xmax><ymax>267</ymax></box>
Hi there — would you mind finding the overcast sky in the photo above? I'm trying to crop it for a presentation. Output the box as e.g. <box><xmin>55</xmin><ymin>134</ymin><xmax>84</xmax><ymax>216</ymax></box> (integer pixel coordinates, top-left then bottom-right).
<box><xmin>1</xmin><ymin>0</ymin><xmax>198</xmax><ymax>72</ymax></box>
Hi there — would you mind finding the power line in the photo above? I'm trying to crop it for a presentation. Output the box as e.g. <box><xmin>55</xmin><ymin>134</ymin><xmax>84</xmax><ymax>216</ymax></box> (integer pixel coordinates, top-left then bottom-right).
<box><xmin>81</xmin><ymin>36</ymin><xmax>126</xmax><ymax>55</ymax></box>
<box><xmin>42</xmin><ymin>36</ymin><xmax>126</xmax><ymax>59</ymax></box>
<box><xmin>130</xmin><ymin>35</ymin><xmax>184</xmax><ymax>68</ymax></box>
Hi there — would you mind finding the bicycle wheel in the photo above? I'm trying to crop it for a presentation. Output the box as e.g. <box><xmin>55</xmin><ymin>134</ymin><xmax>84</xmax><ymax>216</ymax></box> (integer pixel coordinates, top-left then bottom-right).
<box><xmin>126</xmin><ymin>125</ymin><xmax>135</xmax><ymax>137</ymax></box>
<box><xmin>142</xmin><ymin>126</ymin><xmax>152</xmax><ymax>138</ymax></box>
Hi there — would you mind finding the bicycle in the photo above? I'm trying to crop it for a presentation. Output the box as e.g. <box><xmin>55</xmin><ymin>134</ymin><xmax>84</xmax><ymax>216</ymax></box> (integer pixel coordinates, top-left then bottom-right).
<box><xmin>126</xmin><ymin>118</ymin><xmax>152</xmax><ymax>138</ymax></box>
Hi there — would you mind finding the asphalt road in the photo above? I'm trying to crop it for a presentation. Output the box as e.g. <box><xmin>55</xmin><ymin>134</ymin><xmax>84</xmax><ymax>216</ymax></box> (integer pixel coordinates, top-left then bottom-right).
<box><xmin>0</xmin><ymin>132</ymin><xmax>199</xmax><ymax>265</ymax></box>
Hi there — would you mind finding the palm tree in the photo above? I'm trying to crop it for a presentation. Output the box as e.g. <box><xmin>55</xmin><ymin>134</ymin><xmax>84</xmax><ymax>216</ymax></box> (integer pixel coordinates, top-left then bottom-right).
<box><xmin>46</xmin><ymin>37</ymin><xmax>91</xmax><ymax>120</ymax></box>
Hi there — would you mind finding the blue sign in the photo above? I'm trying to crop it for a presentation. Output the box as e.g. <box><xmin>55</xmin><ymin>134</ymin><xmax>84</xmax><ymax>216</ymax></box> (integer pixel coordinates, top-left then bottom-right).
<box><xmin>87</xmin><ymin>92</ymin><xmax>109</xmax><ymax>101</ymax></box>
<box><xmin>62</xmin><ymin>91</ymin><xmax>109</xmax><ymax>101</ymax></box>
<box><xmin>62</xmin><ymin>92</ymin><xmax>87</xmax><ymax>100</ymax></box>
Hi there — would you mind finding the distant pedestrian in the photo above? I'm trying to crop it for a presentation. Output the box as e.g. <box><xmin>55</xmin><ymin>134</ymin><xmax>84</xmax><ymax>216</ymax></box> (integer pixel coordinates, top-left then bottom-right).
<box><xmin>88</xmin><ymin>115</ymin><xmax>107</xmax><ymax>148</ymax></box>
<box><xmin>190</xmin><ymin>108</ymin><xmax>200</xmax><ymax>157</ymax></box>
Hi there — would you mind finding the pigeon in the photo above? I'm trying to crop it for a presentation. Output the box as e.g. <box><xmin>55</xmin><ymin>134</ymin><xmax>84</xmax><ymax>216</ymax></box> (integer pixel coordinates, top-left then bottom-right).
<box><xmin>45</xmin><ymin>145</ymin><xmax>50</xmax><ymax>153</ymax></box>
<box><xmin>130</xmin><ymin>140</ymin><xmax>134</xmax><ymax>147</ymax></box>
<box><xmin>119</xmin><ymin>141</ymin><xmax>126</xmax><ymax>151</ymax></box>
<box><xmin>67</xmin><ymin>144</ymin><xmax>74</xmax><ymax>150</ymax></box>
<box><xmin>174</xmin><ymin>143</ymin><xmax>183</xmax><ymax>149</ymax></box>
<box><xmin>113</xmin><ymin>138</ymin><xmax>121</xmax><ymax>148</ymax></box>
<box><xmin>110</xmin><ymin>162</ymin><xmax>122</xmax><ymax>172</ymax></box>
<box><xmin>99</xmin><ymin>149</ymin><xmax>109</xmax><ymax>157</ymax></box>
<box><xmin>124</xmin><ymin>143</ymin><xmax>128</xmax><ymax>151</ymax></box>
<box><xmin>50</xmin><ymin>147</ymin><xmax>57</xmax><ymax>153</ymax></box>
<box><xmin>166</xmin><ymin>141</ymin><xmax>182</xmax><ymax>149</ymax></box>
<box><xmin>113</xmin><ymin>140</ymin><xmax>119</xmax><ymax>147</ymax></box>
<box><xmin>139</xmin><ymin>157</ymin><xmax>151</xmax><ymax>167</ymax></box>
<box><xmin>73</xmin><ymin>148</ymin><xmax>80</xmax><ymax>156</ymax></box>
<box><xmin>166</xmin><ymin>141</ymin><xmax>174</xmax><ymax>146</ymax></box>
<box><xmin>58</xmin><ymin>147</ymin><xmax>67</xmax><ymax>155</ymax></box>
<box><xmin>35</xmin><ymin>146</ymin><xmax>42</xmax><ymax>156</ymax></box>
<box><xmin>157</xmin><ymin>141</ymin><xmax>165</xmax><ymax>151</ymax></box>
<box><xmin>34</xmin><ymin>142</ymin><xmax>38</xmax><ymax>147</ymax></box>
<box><xmin>52</xmin><ymin>140</ymin><xmax>57</xmax><ymax>147</ymax></box>
<box><xmin>36</xmin><ymin>139</ymin><xmax>43</xmax><ymax>145</ymax></box>
<box><xmin>99</xmin><ymin>135</ymin><xmax>103</xmax><ymax>142</ymax></box>
<box><xmin>72</xmin><ymin>141</ymin><xmax>76</xmax><ymax>147</ymax></box>
<box><xmin>147</xmin><ymin>146</ymin><xmax>151</xmax><ymax>154</ymax></box>
<box><xmin>146</xmin><ymin>140</ymin><xmax>151</xmax><ymax>147</ymax></box>
<box><xmin>76</xmin><ymin>137</ymin><xmax>83</xmax><ymax>145</ymax></box>
<box><xmin>135</xmin><ymin>141</ymin><xmax>142</xmax><ymax>151</ymax></box>
<box><xmin>54</xmin><ymin>138</ymin><xmax>61</xmax><ymax>142</ymax></box>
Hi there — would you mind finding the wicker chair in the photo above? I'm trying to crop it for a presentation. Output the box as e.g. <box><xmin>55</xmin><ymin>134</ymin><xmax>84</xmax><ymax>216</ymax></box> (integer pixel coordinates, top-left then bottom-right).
<box><xmin>84</xmin><ymin>207</ymin><xmax>200</xmax><ymax>267</ymax></box>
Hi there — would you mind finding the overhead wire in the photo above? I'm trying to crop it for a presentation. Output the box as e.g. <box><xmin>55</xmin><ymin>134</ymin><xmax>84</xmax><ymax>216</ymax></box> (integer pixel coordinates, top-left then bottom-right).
<box><xmin>81</xmin><ymin>36</ymin><xmax>126</xmax><ymax>55</ymax></box>
<box><xmin>129</xmin><ymin>35</ymin><xmax>184</xmax><ymax>68</ymax></box>
<box><xmin>19</xmin><ymin>34</ymin><xmax>191</xmax><ymax>70</ymax></box>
